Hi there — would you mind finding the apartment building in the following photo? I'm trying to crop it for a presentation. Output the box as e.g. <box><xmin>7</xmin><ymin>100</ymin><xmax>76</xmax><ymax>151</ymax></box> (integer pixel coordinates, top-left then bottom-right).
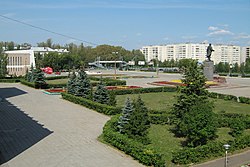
<box><xmin>242</xmin><ymin>46</ymin><xmax>250</xmax><ymax>63</ymax></box>
<box><xmin>141</xmin><ymin>43</ymin><xmax>242</xmax><ymax>65</ymax></box>
<box><xmin>5</xmin><ymin>50</ymin><xmax>35</xmax><ymax>76</ymax></box>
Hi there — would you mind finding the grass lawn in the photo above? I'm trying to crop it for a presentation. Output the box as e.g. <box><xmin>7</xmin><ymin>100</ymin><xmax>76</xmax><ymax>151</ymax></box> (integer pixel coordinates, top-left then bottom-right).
<box><xmin>46</xmin><ymin>78</ymin><xmax>100</xmax><ymax>85</ymax></box>
<box><xmin>148</xmin><ymin>124</ymin><xmax>184</xmax><ymax>165</ymax></box>
<box><xmin>116</xmin><ymin>92</ymin><xmax>177</xmax><ymax>112</ymax></box>
<box><xmin>46</xmin><ymin>78</ymin><xmax>68</xmax><ymax>84</ymax></box>
<box><xmin>116</xmin><ymin>92</ymin><xmax>250</xmax><ymax>115</ymax></box>
<box><xmin>216</xmin><ymin>128</ymin><xmax>234</xmax><ymax>142</ymax></box>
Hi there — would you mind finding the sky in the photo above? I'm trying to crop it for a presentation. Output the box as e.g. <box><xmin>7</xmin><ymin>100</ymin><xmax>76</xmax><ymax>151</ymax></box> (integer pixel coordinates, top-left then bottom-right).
<box><xmin>0</xmin><ymin>0</ymin><xmax>250</xmax><ymax>50</ymax></box>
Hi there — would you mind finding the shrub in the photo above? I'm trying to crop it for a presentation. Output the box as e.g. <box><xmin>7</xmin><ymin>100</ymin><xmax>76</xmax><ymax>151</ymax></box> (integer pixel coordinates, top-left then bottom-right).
<box><xmin>103</xmin><ymin>115</ymin><xmax>165</xmax><ymax>167</ymax></box>
<box><xmin>20</xmin><ymin>80</ymin><xmax>35</xmax><ymax>88</ymax></box>
<box><xmin>172</xmin><ymin>134</ymin><xmax>250</xmax><ymax>165</ymax></box>
<box><xmin>239</xmin><ymin>96</ymin><xmax>250</xmax><ymax>104</ymax></box>
<box><xmin>149</xmin><ymin>113</ymin><xmax>170</xmax><ymax>124</ymax></box>
<box><xmin>61</xmin><ymin>93</ymin><xmax>121</xmax><ymax>115</ymax></box>
<box><xmin>45</xmin><ymin>75</ymin><xmax>68</xmax><ymax>80</ymax></box>
<box><xmin>0</xmin><ymin>78</ymin><xmax>20</xmax><ymax>83</ymax></box>
<box><xmin>110</xmin><ymin>86</ymin><xmax>177</xmax><ymax>95</ymax></box>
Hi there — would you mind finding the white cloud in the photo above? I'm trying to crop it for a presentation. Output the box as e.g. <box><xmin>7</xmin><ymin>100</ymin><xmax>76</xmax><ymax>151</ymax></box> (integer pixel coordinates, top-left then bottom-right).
<box><xmin>235</xmin><ymin>33</ymin><xmax>250</xmax><ymax>39</ymax></box>
<box><xmin>163</xmin><ymin>37</ymin><xmax>169</xmax><ymax>41</ymax></box>
<box><xmin>202</xmin><ymin>40</ymin><xmax>209</xmax><ymax>43</ymax></box>
<box><xmin>208</xmin><ymin>29</ymin><xmax>233</xmax><ymax>36</ymax></box>
<box><xmin>208</xmin><ymin>26</ymin><xmax>218</xmax><ymax>31</ymax></box>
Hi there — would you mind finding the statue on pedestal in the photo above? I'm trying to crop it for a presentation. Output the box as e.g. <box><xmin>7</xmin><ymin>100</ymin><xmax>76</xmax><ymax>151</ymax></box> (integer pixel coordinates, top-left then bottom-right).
<box><xmin>206</xmin><ymin>43</ymin><xmax>214</xmax><ymax>61</ymax></box>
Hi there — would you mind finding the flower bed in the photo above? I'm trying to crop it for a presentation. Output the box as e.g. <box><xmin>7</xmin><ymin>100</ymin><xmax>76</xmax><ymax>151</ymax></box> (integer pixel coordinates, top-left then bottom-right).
<box><xmin>151</xmin><ymin>80</ymin><xmax>219</xmax><ymax>87</ymax></box>
<box><xmin>151</xmin><ymin>81</ymin><xmax>186</xmax><ymax>86</ymax></box>
<box><xmin>43</xmin><ymin>88</ymin><xmax>66</xmax><ymax>95</ymax></box>
<box><xmin>106</xmin><ymin>85</ymin><xmax>142</xmax><ymax>90</ymax></box>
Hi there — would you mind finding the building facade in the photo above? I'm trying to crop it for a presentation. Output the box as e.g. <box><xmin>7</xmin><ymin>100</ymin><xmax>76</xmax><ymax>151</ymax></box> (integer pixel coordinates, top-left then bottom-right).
<box><xmin>5</xmin><ymin>50</ymin><xmax>35</xmax><ymax>76</ymax></box>
<box><xmin>4</xmin><ymin>47</ymin><xmax>69</xmax><ymax>76</ymax></box>
<box><xmin>242</xmin><ymin>46</ymin><xmax>250</xmax><ymax>63</ymax></box>
<box><xmin>141</xmin><ymin>43</ymin><xmax>242</xmax><ymax>65</ymax></box>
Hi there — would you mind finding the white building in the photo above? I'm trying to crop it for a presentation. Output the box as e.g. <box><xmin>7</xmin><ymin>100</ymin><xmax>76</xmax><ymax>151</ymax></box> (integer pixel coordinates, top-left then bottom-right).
<box><xmin>241</xmin><ymin>46</ymin><xmax>250</xmax><ymax>63</ymax></box>
<box><xmin>141</xmin><ymin>43</ymin><xmax>242</xmax><ymax>65</ymax></box>
<box><xmin>4</xmin><ymin>47</ymin><xmax>69</xmax><ymax>76</ymax></box>
<box><xmin>5</xmin><ymin>50</ymin><xmax>35</xmax><ymax>76</ymax></box>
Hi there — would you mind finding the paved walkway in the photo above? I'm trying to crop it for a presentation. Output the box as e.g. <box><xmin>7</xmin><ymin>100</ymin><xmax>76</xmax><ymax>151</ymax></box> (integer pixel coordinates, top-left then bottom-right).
<box><xmin>0</xmin><ymin>83</ymin><xmax>144</xmax><ymax>167</ymax></box>
<box><xmin>193</xmin><ymin>150</ymin><xmax>250</xmax><ymax>167</ymax></box>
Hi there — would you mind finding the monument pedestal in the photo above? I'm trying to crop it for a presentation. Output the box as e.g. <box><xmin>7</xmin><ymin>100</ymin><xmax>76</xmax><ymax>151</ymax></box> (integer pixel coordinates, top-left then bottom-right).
<box><xmin>203</xmin><ymin>61</ymin><xmax>214</xmax><ymax>81</ymax></box>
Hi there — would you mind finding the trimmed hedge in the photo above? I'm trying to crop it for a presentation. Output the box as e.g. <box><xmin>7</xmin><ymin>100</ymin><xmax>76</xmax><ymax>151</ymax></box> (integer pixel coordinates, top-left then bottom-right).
<box><xmin>110</xmin><ymin>86</ymin><xmax>177</xmax><ymax>95</ymax></box>
<box><xmin>20</xmin><ymin>80</ymin><xmax>36</xmax><ymax>88</ymax></box>
<box><xmin>61</xmin><ymin>93</ymin><xmax>121</xmax><ymax>115</ymax></box>
<box><xmin>20</xmin><ymin>80</ymin><xmax>48</xmax><ymax>89</ymax></box>
<box><xmin>208</xmin><ymin>92</ymin><xmax>238</xmax><ymax>102</ymax></box>
<box><xmin>0</xmin><ymin>78</ymin><xmax>21</xmax><ymax>83</ymax></box>
<box><xmin>89</xmin><ymin>76</ymin><xmax>126</xmax><ymax>86</ymax></box>
<box><xmin>217</xmin><ymin>113</ymin><xmax>250</xmax><ymax>128</ymax></box>
<box><xmin>103</xmin><ymin>115</ymin><xmax>166</xmax><ymax>167</ymax></box>
<box><xmin>172</xmin><ymin>134</ymin><xmax>250</xmax><ymax>164</ymax></box>
<box><xmin>239</xmin><ymin>96</ymin><xmax>250</xmax><ymax>104</ymax></box>
<box><xmin>47</xmin><ymin>83</ymin><xmax>67</xmax><ymax>88</ymax></box>
<box><xmin>45</xmin><ymin>75</ymin><xmax>68</xmax><ymax>80</ymax></box>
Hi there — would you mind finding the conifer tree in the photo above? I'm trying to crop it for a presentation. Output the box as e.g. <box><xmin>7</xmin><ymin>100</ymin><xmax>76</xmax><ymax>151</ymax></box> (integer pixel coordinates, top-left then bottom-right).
<box><xmin>118</xmin><ymin>98</ymin><xmax>134</xmax><ymax>134</ymax></box>
<box><xmin>93</xmin><ymin>81</ymin><xmax>110</xmax><ymax>104</ymax></box>
<box><xmin>108</xmin><ymin>90</ymin><xmax>117</xmax><ymax>106</ymax></box>
<box><xmin>67</xmin><ymin>71</ymin><xmax>76</xmax><ymax>94</ymax></box>
<box><xmin>33</xmin><ymin>68</ymin><xmax>47</xmax><ymax>88</ymax></box>
<box><xmin>172</xmin><ymin>59</ymin><xmax>217</xmax><ymax>146</ymax></box>
<box><xmin>127</xmin><ymin>96</ymin><xmax>150</xmax><ymax>143</ymax></box>
<box><xmin>74</xmin><ymin>70</ymin><xmax>92</xmax><ymax>99</ymax></box>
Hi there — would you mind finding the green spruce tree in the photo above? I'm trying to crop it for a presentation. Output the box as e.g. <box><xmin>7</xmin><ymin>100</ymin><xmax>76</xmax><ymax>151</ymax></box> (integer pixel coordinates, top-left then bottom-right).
<box><xmin>93</xmin><ymin>81</ymin><xmax>110</xmax><ymax>104</ymax></box>
<box><xmin>172</xmin><ymin>59</ymin><xmax>217</xmax><ymax>146</ymax></box>
<box><xmin>118</xmin><ymin>98</ymin><xmax>134</xmax><ymax>134</ymax></box>
<box><xmin>67</xmin><ymin>71</ymin><xmax>76</xmax><ymax>94</ymax></box>
<box><xmin>127</xmin><ymin>96</ymin><xmax>151</xmax><ymax>143</ymax></box>
<box><xmin>74</xmin><ymin>70</ymin><xmax>92</xmax><ymax>99</ymax></box>
<box><xmin>108</xmin><ymin>90</ymin><xmax>117</xmax><ymax>106</ymax></box>
<box><xmin>33</xmin><ymin>68</ymin><xmax>47</xmax><ymax>89</ymax></box>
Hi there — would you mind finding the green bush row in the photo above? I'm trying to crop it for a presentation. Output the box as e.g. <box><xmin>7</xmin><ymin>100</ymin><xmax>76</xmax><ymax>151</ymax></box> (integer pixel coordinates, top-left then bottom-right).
<box><xmin>110</xmin><ymin>86</ymin><xmax>177</xmax><ymax>95</ymax></box>
<box><xmin>102</xmin><ymin>115</ymin><xmax>165</xmax><ymax>167</ymax></box>
<box><xmin>20</xmin><ymin>80</ymin><xmax>36</xmax><ymax>88</ymax></box>
<box><xmin>149</xmin><ymin>113</ymin><xmax>170</xmax><ymax>124</ymax></box>
<box><xmin>21</xmin><ymin>80</ymin><xmax>48</xmax><ymax>89</ymax></box>
<box><xmin>208</xmin><ymin>92</ymin><xmax>238</xmax><ymax>102</ymax></box>
<box><xmin>45</xmin><ymin>75</ymin><xmax>68</xmax><ymax>80</ymax></box>
<box><xmin>217</xmin><ymin>113</ymin><xmax>250</xmax><ymax>129</ymax></box>
<box><xmin>89</xmin><ymin>76</ymin><xmax>126</xmax><ymax>86</ymax></box>
<box><xmin>172</xmin><ymin>134</ymin><xmax>250</xmax><ymax>164</ymax></box>
<box><xmin>47</xmin><ymin>83</ymin><xmax>67</xmax><ymax>88</ymax></box>
<box><xmin>0</xmin><ymin>78</ymin><xmax>21</xmax><ymax>83</ymax></box>
<box><xmin>239</xmin><ymin>96</ymin><xmax>250</xmax><ymax>104</ymax></box>
<box><xmin>61</xmin><ymin>93</ymin><xmax>121</xmax><ymax>115</ymax></box>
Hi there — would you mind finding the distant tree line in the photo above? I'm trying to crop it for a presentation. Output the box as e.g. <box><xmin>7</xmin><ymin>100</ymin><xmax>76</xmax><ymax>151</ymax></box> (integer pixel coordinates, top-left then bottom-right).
<box><xmin>1</xmin><ymin>39</ymin><xmax>250</xmax><ymax>74</ymax></box>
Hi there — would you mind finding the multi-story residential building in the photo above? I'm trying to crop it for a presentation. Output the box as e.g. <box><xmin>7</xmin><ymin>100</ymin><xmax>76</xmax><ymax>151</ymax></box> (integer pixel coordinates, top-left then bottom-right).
<box><xmin>141</xmin><ymin>43</ymin><xmax>242</xmax><ymax>65</ymax></box>
<box><xmin>5</xmin><ymin>50</ymin><xmax>35</xmax><ymax>76</ymax></box>
<box><xmin>241</xmin><ymin>46</ymin><xmax>250</xmax><ymax>63</ymax></box>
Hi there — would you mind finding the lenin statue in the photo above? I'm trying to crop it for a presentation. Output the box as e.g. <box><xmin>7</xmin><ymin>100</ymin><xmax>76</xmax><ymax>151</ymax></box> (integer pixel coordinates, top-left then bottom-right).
<box><xmin>206</xmin><ymin>44</ymin><xmax>214</xmax><ymax>61</ymax></box>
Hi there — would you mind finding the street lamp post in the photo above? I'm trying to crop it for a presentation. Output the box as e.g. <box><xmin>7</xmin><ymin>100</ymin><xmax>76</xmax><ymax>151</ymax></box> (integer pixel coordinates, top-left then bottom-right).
<box><xmin>156</xmin><ymin>55</ymin><xmax>159</xmax><ymax>77</ymax></box>
<box><xmin>223</xmin><ymin>144</ymin><xmax>230</xmax><ymax>167</ymax></box>
<box><xmin>112</xmin><ymin>52</ymin><xmax>118</xmax><ymax>79</ymax></box>
<box><xmin>229</xmin><ymin>64</ymin><xmax>233</xmax><ymax>77</ymax></box>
